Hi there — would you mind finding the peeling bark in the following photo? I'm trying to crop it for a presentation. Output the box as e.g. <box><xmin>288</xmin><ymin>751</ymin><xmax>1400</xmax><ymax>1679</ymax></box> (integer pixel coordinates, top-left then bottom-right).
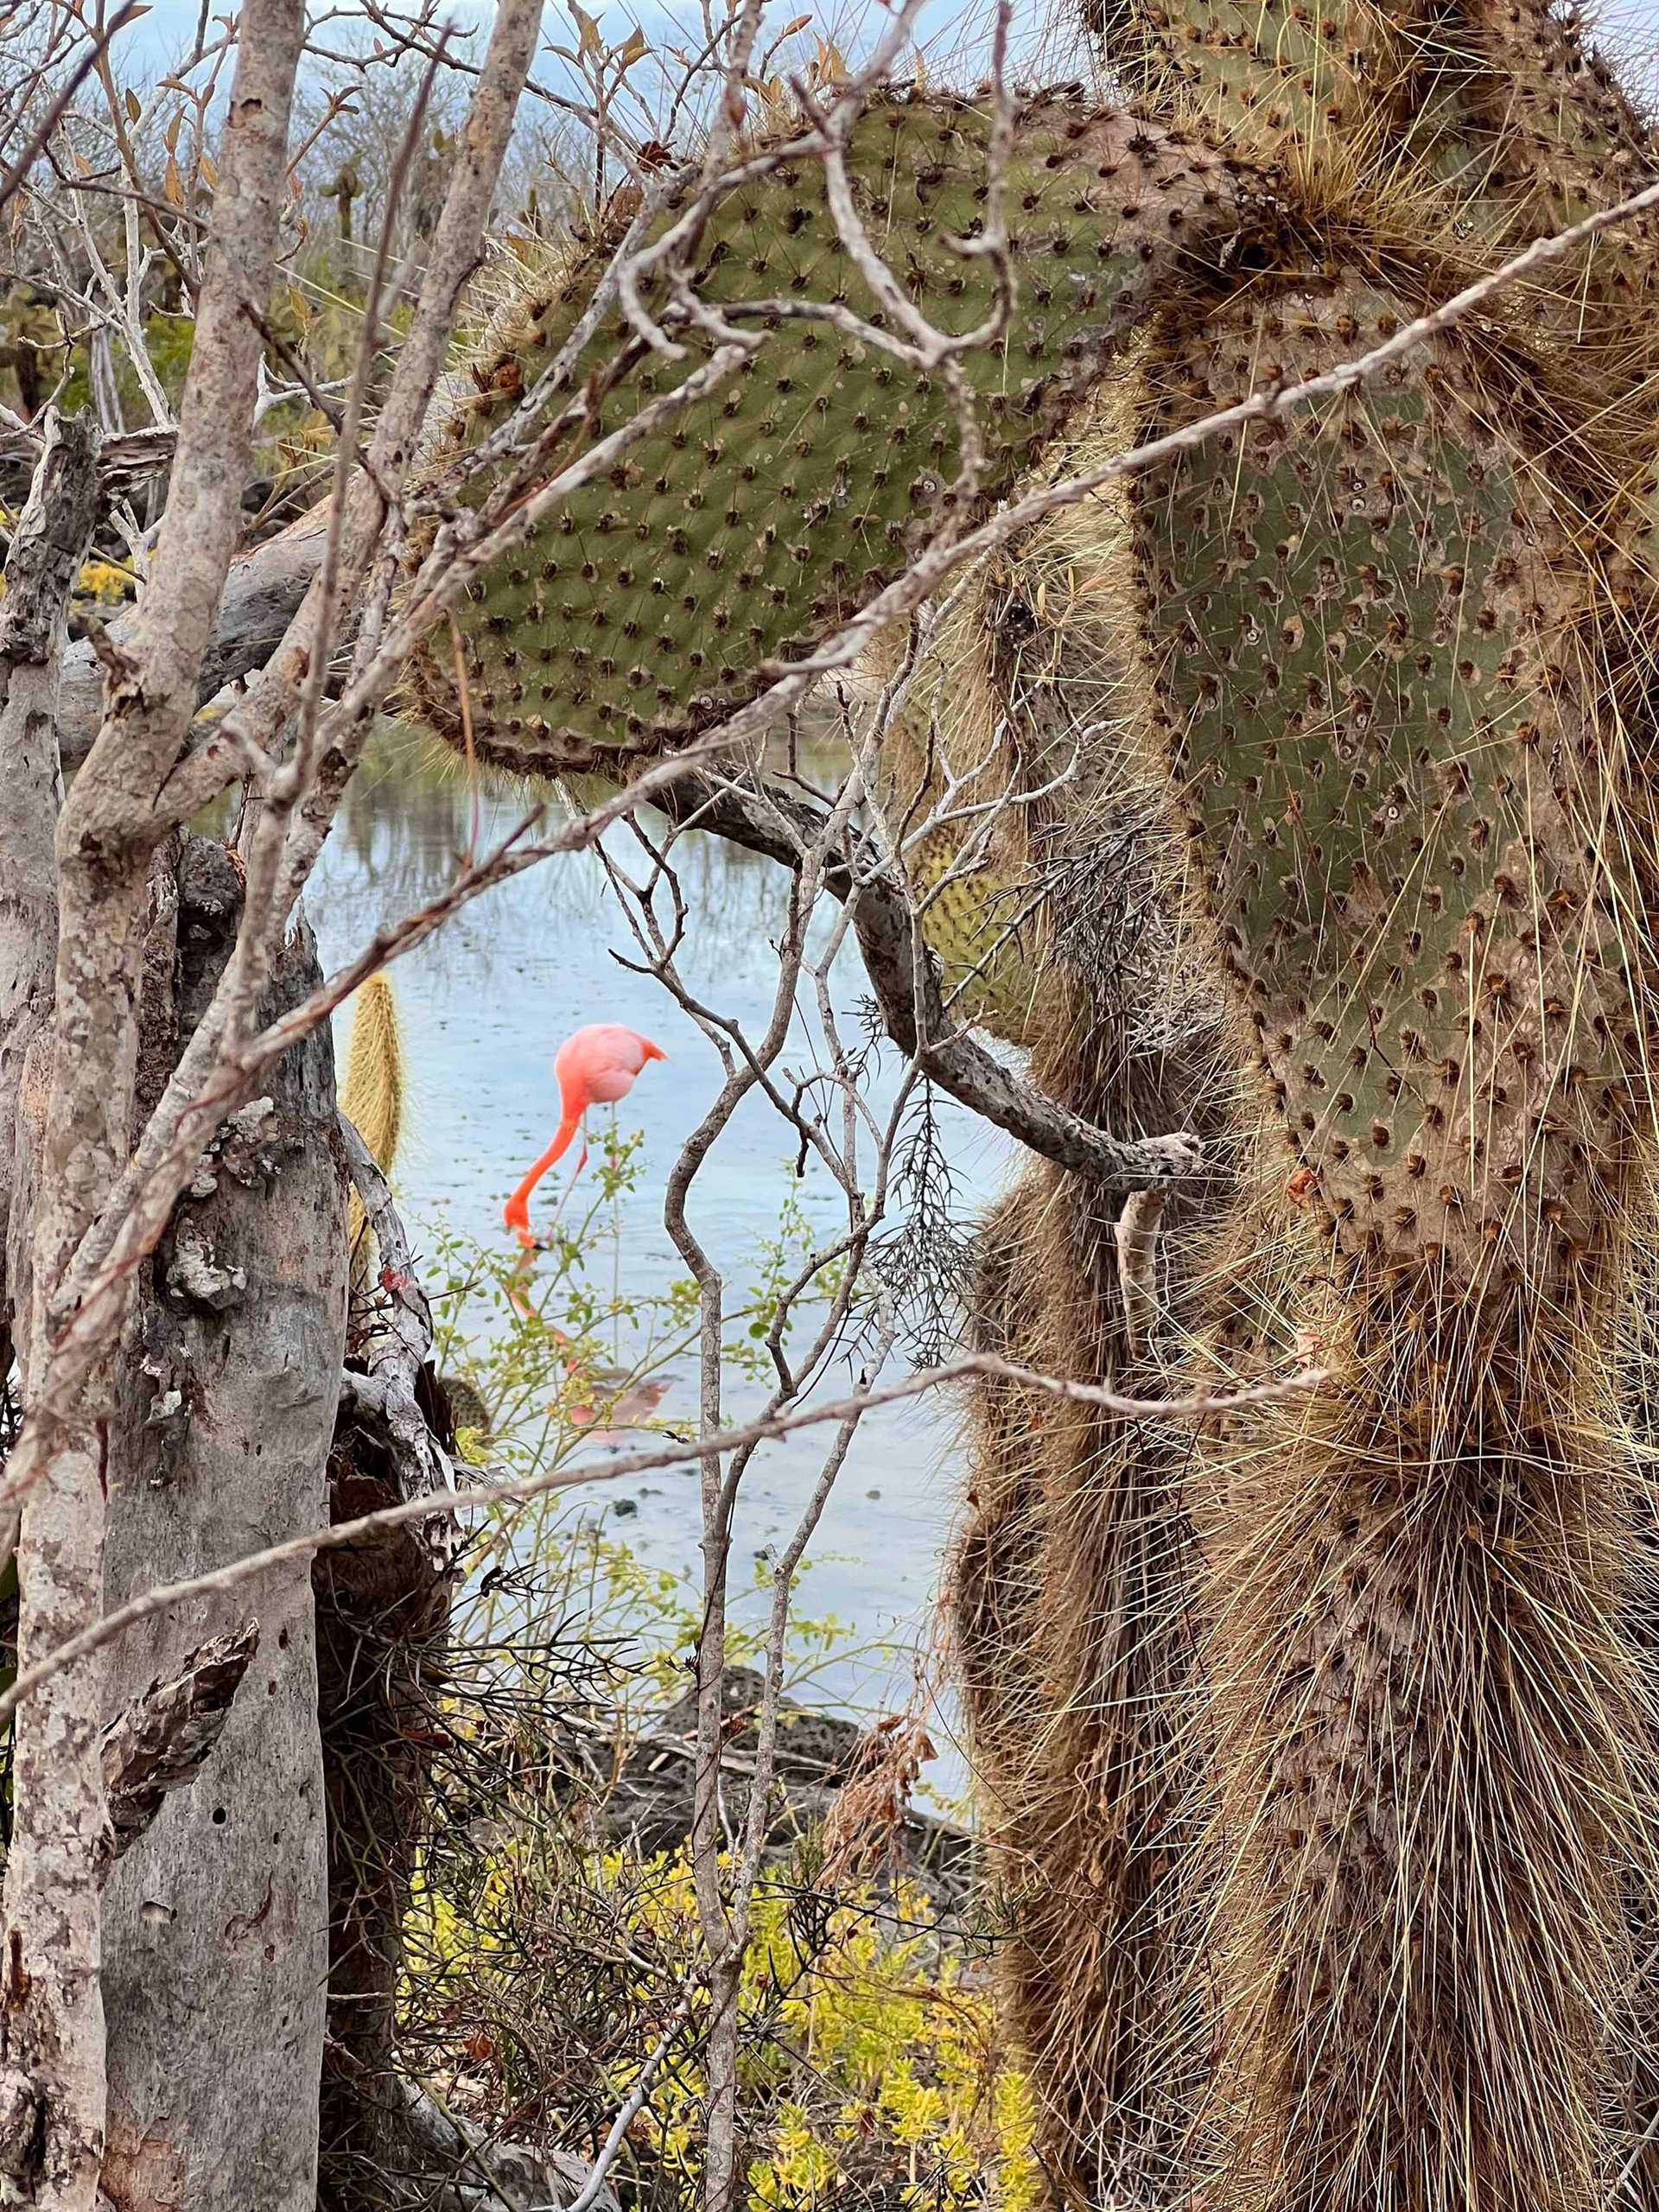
<box><xmin>100</xmin><ymin>1623</ymin><xmax>261</xmax><ymax>1866</ymax></box>
<box><xmin>315</xmin><ymin>1384</ymin><xmax>456</xmax><ymax>2209</ymax></box>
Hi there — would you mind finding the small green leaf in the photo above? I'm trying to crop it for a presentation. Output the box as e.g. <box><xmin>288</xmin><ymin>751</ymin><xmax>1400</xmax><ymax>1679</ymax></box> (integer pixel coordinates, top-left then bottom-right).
<box><xmin>571</xmin><ymin>2</ymin><xmax>602</xmax><ymax>57</ymax></box>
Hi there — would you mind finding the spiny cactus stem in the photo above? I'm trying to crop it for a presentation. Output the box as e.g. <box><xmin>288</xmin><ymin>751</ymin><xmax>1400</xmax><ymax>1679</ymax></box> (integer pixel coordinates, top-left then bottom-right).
<box><xmin>658</xmin><ymin>770</ymin><xmax>1207</xmax><ymax>1191</ymax></box>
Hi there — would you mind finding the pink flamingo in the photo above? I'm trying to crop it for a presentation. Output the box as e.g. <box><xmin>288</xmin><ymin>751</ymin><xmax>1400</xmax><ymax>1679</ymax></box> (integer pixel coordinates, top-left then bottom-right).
<box><xmin>504</xmin><ymin>1021</ymin><xmax>665</xmax><ymax>1248</ymax></box>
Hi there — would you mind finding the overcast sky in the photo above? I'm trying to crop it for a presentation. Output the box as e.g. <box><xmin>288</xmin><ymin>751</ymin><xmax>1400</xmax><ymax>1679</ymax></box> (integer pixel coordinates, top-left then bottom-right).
<box><xmin>108</xmin><ymin>0</ymin><xmax>1659</xmax><ymax>151</ymax></box>
<box><xmin>116</xmin><ymin>0</ymin><xmax>1090</xmax><ymax>103</ymax></box>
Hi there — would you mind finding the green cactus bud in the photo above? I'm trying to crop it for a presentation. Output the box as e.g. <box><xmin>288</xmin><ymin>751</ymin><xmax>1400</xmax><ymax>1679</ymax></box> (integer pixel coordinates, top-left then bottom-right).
<box><xmin>1085</xmin><ymin>0</ymin><xmax>1659</xmax><ymax>350</ymax></box>
<box><xmin>1428</xmin><ymin>0</ymin><xmax>1659</xmax><ymax>359</ymax></box>
<box><xmin>408</xmin><ymin>93</ymin><xmax>1268</xmax><ymax>779</ymax></box>
<box><xmin>1096</xmin><ymin>0</ymin><xmax>1421</xmax><ymax>155</ymax></box>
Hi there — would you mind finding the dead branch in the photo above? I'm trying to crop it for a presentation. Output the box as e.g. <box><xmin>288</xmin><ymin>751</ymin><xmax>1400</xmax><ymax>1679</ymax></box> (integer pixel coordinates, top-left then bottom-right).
<box><xmin>339</xmin><ymin>1118</ymin><xmax>454</xmax><ymax>1549</ymax></box>
<box><xmin>663</xmin><ymin>772</ymin><xmax>1205</xmax><ymax>1188</ymax></box>
<box><xmin>0</xmin><ymin>1351</ymin><xmax>1327</xmax><ymax>1739</ymax></box>
<box><xmin>55</xmin><ymin>508</ymin><xmax>329</xmax><ymax>772</ymax></box>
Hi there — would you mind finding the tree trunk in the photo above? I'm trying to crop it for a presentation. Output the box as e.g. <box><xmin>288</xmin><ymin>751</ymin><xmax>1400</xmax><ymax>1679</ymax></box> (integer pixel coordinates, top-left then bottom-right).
<box><xmin>316</xmin><ymin>1383</ymin><xmax>455</xmax><ymax>2206</ymax></box>
<box><xmin>0</xmin><ymin>409</ymin><xmax>107</xmax><ymax>2212</ymax></box>
<box><xmin>0</xmin><ymin>413</ymin><xmax>99</xmax><ymax>1358</ymax></box>
<box><xmin>96</xmin><ymin>837</ymin><xmax>347</xmax><ymax>2212</ymax></box>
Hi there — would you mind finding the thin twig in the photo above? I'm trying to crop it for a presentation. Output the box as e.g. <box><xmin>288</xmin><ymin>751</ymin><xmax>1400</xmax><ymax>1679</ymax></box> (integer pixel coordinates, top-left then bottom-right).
<box><xmin>0</xmin><ymin>1352</ymin><xmax>1325</xmax><ymax>1733</ymax></box>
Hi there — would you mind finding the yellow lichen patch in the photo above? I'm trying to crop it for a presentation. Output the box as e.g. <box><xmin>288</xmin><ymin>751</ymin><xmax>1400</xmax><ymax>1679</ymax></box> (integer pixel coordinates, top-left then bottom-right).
<box><xmin>74</xmin><ymin>555</ymin><xmax>133</xmax><ymax>605</ymax></box>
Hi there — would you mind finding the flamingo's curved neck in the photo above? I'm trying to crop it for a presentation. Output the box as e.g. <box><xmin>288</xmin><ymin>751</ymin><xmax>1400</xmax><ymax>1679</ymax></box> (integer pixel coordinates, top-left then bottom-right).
<box><xmin>504</xmin><ymin>1113</ymin><xmax>583</xmax><ymax>1240</ymax></box>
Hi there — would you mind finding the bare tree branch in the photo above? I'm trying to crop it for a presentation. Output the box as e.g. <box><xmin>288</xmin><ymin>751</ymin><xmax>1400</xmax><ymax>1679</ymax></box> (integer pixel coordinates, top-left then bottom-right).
<box><xmin>55</xmin><ymin>508</ymin><xmax>329</xmax><ymax>774</ymax></box>
<box><xmin>339</xmin><ymin>1116</ymin><xmax>457</xmax><ymax>1546</ymax></box>
<box><xmin>661</xmin><ymin>771</ymin><xmax>1205</xmax><ymax>1187</ymax></box>
<box><xmin>0</xmin><ymin>1350</ymin><xmax>1326</xmax><ymax>1738</ymax></box>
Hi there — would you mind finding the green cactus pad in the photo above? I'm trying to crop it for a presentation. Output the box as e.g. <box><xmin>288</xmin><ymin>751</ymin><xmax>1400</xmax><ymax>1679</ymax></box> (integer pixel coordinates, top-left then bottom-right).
<box><xmin>1103</xmin><ymin>0</ymin><xmax>1413</xmax><ymax>142</ymax></box>
<box><xmin>1130</xmin><ymin>276</ymin><xmax>1650</xmax><ymax>1285</ymax></box>
<box><xmin>1091</xmin><ymin>0</ymin><xmax>1506</xmax><ymax>191</ymax></box>
<box><xmin>410</xmin><ymin>94</ymin><xmax>1265</xmax><ymax>777</ymax></box>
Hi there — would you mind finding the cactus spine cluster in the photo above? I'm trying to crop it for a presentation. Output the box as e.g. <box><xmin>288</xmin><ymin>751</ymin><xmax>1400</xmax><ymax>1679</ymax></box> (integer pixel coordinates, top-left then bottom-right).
<box><xmin>340</xmin><ymin>973</ymin><xmax>405</xmax><ymax>1285</ymax></box>
<box><xmin>411</xmin><ymin>26</ymin><xmax>1659</xmax><ymax>2209</ymax></box>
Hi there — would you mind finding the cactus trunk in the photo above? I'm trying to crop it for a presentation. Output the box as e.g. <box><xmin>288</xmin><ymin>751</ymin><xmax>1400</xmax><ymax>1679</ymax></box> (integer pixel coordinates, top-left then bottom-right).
<box><xmin>403</xmin><ymin>55</ymin><xmax>1659</xmax><ymax>2204</ymax></box>
<box><xmin>1126</xmin><ymin>270</ymin><xmax>1658</xmax><ymax>2209</ymax></box>
<box><xmin>947</xmin><ymin>486</ymin><xmax>1235</xmax><ymax>2195</ymax></box>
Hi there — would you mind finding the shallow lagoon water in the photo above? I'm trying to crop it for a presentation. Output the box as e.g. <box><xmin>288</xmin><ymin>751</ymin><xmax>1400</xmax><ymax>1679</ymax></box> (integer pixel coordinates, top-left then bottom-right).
<box><xmin>310</xmin><ymin>734</ymin><xmax>1016</xmax><ymax>1764</ymax></box>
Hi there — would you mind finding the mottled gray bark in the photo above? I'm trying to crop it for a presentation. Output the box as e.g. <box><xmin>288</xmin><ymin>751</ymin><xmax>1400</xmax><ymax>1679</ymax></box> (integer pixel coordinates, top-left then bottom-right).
<box><xmin>1</xmin><ymin>16</ymin><xmax>308</xmax><ymax>2202</ymax></box>
<box><xmin>0</xmin><ymin>412</ymin><xmax>99</xmax><ymax>1359</ymax></box>
<box><xmin>0</xmin><ymin>410</ymin><xmax>103</xmax><ymax>2212</ymax></box>
<box><xmin>99</xmin><ymin>841</ymin><xmax>346</xmax><ymax>2212</ymax></box>
<box><xmin>0</xmin><ymin>3</ymin><xmax>550</xmax><ymax>2200</ymax></box>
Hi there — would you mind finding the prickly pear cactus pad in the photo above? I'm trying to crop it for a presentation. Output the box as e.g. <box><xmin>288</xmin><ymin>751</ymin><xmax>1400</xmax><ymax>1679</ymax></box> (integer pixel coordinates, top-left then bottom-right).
<box><xmin>1092</xmin><ymin>0</ymin><xmax>1526</xmax><ymax>202</ymax></box>
<box><xmin>1096</xmin><ymin>0</ymin><xmax>1659</xmax><ymax>372</ymax></box>
<box><xmin>1449</xmin><ymin>0</ymin><xmax>1659</xmax><ymax>232</ymax></box>
<box><xmin>1130</xmin><ymin>277</ymin><xmax>1652</xmax><ymax>1293</ymax></box>
<box><xmin>410</xmin><ymin>94</ymin><xmax>1266</xmax><ymax>778</ymax></box>
<box><xmin>1097</xmin><ymin>0</ymin><xmax>1420</xmax><ymax>149</ymax></box>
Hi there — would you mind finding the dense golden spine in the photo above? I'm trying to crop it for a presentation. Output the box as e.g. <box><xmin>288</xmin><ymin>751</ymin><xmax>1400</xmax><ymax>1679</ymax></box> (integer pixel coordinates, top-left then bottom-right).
<box><xmin>1198</xmin><ymin>1286</ymin><xmax>1649</xmax><ymax>2212</ymax></box>
<box><xmin>1126</xmin><ymin>271</ymin><xmax>1659</xmax><ymax>2210</ymax></box>
<box><xmin>948</xmin><ymin>562</ymin><xmax>1232</xmax><ymax>2191</ymax></box>
<box><xmin>340</xmin><ymin>974</ymin><xmax>405</xmax><ymax>1281</ymax></box>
